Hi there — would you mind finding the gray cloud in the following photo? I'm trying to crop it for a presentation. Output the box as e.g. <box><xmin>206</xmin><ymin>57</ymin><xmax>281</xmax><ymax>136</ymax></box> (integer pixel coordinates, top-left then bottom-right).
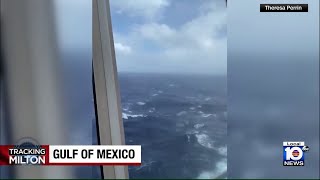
<box><xmin>112</xmin><ymin>0</ymin><xmax>227</xmax><ymax>75</ymax></box>
<box><xmin>110</xmin><ymin>0</ymin><xmax>170</xmax><ymax>20</ymax></box>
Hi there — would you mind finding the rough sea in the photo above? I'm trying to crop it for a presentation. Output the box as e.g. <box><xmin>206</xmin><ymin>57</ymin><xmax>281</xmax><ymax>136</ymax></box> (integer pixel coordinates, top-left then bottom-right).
<box><xmin>1</xmin><ymin>54</ymin><xmax>227</xmax><ymax>179</ymax></box>
<box><xmin>118</xmin><ymin>73</ymin><xmax>227</xmax><ymax>179</ymax></box>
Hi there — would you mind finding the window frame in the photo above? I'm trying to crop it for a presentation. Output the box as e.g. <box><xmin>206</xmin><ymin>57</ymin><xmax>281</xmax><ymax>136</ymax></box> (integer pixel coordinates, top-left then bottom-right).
<box><xmin>92</xmin><ymin>0</ymin><xmax>128</xmax><ymax>179</ymax></box>
<box><xmin>1</xmin><ymin>0</ymin><xmax>127</xmax><ymax>178</ymax></box>
<box><xmin>0</xmin><ymin>0</ymin><xmax>73</xmax><ymax>178</ymax></box>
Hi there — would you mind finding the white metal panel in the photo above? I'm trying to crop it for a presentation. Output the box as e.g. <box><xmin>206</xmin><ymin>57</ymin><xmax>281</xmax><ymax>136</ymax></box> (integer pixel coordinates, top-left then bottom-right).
<box><xmin>1</xmin><ymin>0</ymin><xmax>72</xmax><ymax>178</ymax></box>
<box><xmin>93</xmin><ymin>0</ymin><xmax>128</xmax><ymax>179</ymax></box>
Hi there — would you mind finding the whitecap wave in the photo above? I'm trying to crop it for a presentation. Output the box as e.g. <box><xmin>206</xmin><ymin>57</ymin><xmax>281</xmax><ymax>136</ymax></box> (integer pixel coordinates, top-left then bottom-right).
<box><xmin>186</xmin><ymin>134</ymin><xmax>191</xmax><ymax>142</ymax></box>
<box><xmin>217</xmin><ymin>146</ymin><xmax>227</xmax><ymax>156</ymax></box>
<box><xmin>189</xmin><ymin>107</ymin><xmax>196</xmax><ymax>110</ymax></box>
<box><xmin>136</xmin><ymin>160</ymin><xmax>156</xmax><ymax>171</ymax></box>
<box><xmin>201</xmin><ymin>114</ymin><xmax>213</xmax><ymax>118</ymax></box>
<box><xmin>176</xmin><ymin>111</ymin><xmax>187</xmax><ymax>116</ymax></box>
<box><xmin>122</xmin><ymin>113</ymin><xmax>145</xmax><ymax>120</ymax></box>
<box><xmin>197</xmin><ymin>158</ymin><xmax>227</xmax><ymax>179</ymax></box>
<box><xmin>148</xmin><ymin>107</ymin><xmax>156</xmax><ymax>113</ymax></box>
<box><xmin>195</xmin><ymin>133</ymin><xmax>214</xmax><ymax>149</ymax></box>
<box><xmin>136</xmin><ymin>102</ymin><xmax>146</xmax><ymax>105</ymax></box>
<box><xmin>194</xmin><ymin>133</ymin><xmax>227</xmax><ymax>157</ymax></box>
<box><xmin>194</xmin><ymin>123</ymin><xmax>205</xmax><ymax>129</ymax></box>
<box><xmin>186</xmin><ymin>129</ymin><xmax>199</xmax><ymax>135</ymax></box>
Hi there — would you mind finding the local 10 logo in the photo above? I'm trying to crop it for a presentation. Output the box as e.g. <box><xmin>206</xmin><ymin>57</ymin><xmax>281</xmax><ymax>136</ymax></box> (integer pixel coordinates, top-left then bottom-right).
<box><xmin>283</xmin><ymin>141</ymin><xmax>309</xmax><ymax>166</ymax></box>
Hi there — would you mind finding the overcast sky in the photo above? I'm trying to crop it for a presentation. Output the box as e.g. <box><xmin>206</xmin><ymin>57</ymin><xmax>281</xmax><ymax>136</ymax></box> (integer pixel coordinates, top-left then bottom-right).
<box><xmin>53</xmin><ymin>0</ymin><xmax>226</xmax><ymax>75</ymax></box>
<box><xmin>53</xmin><ymin>0</ymin><xmax>319</xmax><ymax>74</ymax></box>
<box><xmin>110</xmin><ymin>0</ymin><xmax>227</xmax><ymax>75</ymax></box>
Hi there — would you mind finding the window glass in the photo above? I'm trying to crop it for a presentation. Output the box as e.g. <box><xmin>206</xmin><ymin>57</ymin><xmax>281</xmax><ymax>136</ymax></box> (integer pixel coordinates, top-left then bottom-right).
<box><xmin>0</xmin><ymin>57</ymin><xmax>12</xmax><ymax>179</ymax></box>
<box><xmin>110</xmin><ymin>0</ymin><xmax>227</xmax><ymax>178</ymax></box>
<box><xmin>54</xmin><ymin>0</ymin><xmax>100</xmax><ymax>178</ymax></box>
<box><xmin>228</xmin><ymin>0</ymin><xmax>319</xmax><ymax>178</ymax></box>
<box><xmin>0</xmin><ymin>0</ymin><xmax>100</xmax><ymax>178</ymax></box>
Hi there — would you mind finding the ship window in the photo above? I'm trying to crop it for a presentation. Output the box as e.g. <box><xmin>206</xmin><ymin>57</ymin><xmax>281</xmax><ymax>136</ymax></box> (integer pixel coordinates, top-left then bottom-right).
<box><xmin>109</xmin><ymin>0</ymin><xmax>227</xmax><ymax>178</ymax></box>
<box><xmin>54</xmin><ymin>0</ymin><xmax>101</xmax><ymax>178</ymax></box>
<box><xmin>0</xmin><ymin>0</ymin><xmax>101</xmax><ymax>178</ymax></box>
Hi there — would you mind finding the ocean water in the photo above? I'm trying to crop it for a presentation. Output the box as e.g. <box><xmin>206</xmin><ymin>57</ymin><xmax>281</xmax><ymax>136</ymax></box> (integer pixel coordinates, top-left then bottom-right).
<box><xmin>118</xmin><ymin>73</ymin><xmax>227</xmax><ymax>179</ymax></box>
<box><xmin>1</xmin><ymin>54</ymin><xmax>227</xmax><ymax>178</ymax></box>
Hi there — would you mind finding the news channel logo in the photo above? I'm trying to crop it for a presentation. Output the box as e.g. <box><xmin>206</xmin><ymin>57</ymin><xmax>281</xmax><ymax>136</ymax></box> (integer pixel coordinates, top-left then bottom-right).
<box><xmin>283</xmin><ymin>141</ymin><xmax>309</xmax><ymax>166</ymax></box>
<box><xmin>10</xmin><ymin>137</ymin><xmax>45</xmax><ymax>165</ymax></box>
